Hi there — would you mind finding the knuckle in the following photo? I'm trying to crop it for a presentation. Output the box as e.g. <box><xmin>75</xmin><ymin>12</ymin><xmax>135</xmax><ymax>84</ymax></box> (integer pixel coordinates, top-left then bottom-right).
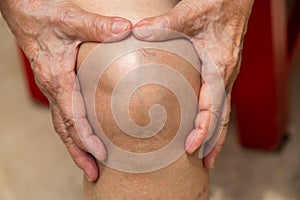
<box><xmin>218</xmin><ymin>43</ymin><xmax>240</xmax><ymax>69</ymax></box>
<box><xmin>214</xmin><ymin>144</ymin><xmax>223</xmax><ymax>155</ymax></box>
<box><xmin>57</xmin><ymin>6</ymin><xmax>79</xmax><ymax>27</ymax></box>
<box><xmin>87</xmin><ymin>16</ymin><xmax>111</xmax><ymax>41</ymax></box>
<box><xmin>93</xmin><ymin>17</ymin><xmax>106</xmax><ymax>30</ymax></box>
<box><xmin>55</xmin><ymin>5</ymin><xmax>81</xmax><ymax>39</ymax></box>
<box><xmin>63</xmin><ymin>117</ymin><xmax>75</xmax><ymax>131</ymax></box>
<box><xmin>53</xmin><ymin>3</ymin><xmax>112</xmax><ymax>41</ymax></box>
<box><xmin>51</xmin><ymin>110</ymin><xmax>65</xmax><ymax>134</ymax></box>
<box><xmin>52</xmin><ymin>120</ymin><xmax>70</xmax><ymax>142</ymax></box>
<box><xmin>214</xmin><ymin>141</ymin><xmax>226</xmax><ymax>155</ymax></box>
<box><xmin>223</xmin><ymin>117</ymin><xmax>231</xmax><ymax>128</ymax></box>
<box><xmin>52</xmin><ymin>116</ymin><xmax>76</xmax><ymax>148</ymax></box>
<box><xmin>31</xmin><ymin>56</ymin><xmax>57</xmax><ymax>98</ymax></box>
<box><xmin>222</xmin><ymin>100</ymin><xmax>232</xmax><ymax>127</ymax></box>
<box><xmin>50</xmin><ymin>106</ymin><xmax>74</xmax><ymax>141</ymax></box>
<box><xmin>88</xmin><ymin>17</ymin><xmax>101</xmax><ymax>36</ymax></box>
<box><xmin>176</xmin><ymin>1</ymin><xmax>203</xmax><ymax>36</ymax></box>
<box><xmin>160</xmin><ymin>14</ymin><xmax>172</xmax><ymax>29</ymax></box>
<box><xmin>223</xmin><ymin>54</ymin><xmax>239</xmax><ymax>70</ymax></box>
<box><xmin>55</xmin><ymin>121</ymin><xmax>84</xmax><ymax>152</ymax></box>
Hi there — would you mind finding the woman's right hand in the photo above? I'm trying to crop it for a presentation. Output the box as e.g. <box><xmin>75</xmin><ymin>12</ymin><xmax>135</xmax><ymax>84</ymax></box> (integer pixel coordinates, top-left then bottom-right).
<box><xmin>0</xmin><ymin>0</ymin><xmax>132</xmax><ymax>182</ymax></box>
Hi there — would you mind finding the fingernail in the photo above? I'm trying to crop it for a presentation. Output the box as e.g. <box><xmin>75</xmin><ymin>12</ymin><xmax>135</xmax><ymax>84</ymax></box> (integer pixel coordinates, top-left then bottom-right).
<box><xmin>134</xmin><ymin>26</ymin><xmax>153</xmax><ymax>38</ymax></box>
<box><xmin>111</xmin><ymin>20</ymin><xmax>129</xmax><ymax>34</ymax></box>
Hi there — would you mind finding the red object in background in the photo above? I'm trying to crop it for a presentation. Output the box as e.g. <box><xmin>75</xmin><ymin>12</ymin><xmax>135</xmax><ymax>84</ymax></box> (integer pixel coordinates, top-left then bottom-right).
<box><xmin>19</xmin><ymin>49</ymin><xmax>49</xmax><ymax>106</ymax></box>
<box><xmin>288</xmin><ymin>0</ymin><xmax>300</xmax><ymax>59</ymax></box>
<box><xmin>19</xmin><ymin>0</ymin><xmax>299</xmax><ymax>150</ymax></box>
<box><xmin>232</xmin><ymin>0</ymin><xmax>291</xmax><ymax>150</ymax></box>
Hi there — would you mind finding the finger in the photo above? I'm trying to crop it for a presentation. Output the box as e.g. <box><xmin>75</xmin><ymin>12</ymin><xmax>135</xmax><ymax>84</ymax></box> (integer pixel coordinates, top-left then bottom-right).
<box><xmin>185</xmin><ymin>128</ymin><xmax>207</xmax><ymax>154</ymax></box>
<box><xmin>186</xmin><ymin>82</ymin><xmax>222</xmax><ymax>155</ymax></box>
<box><xmin>56</xmin><ymin>74</ymin><xmax>107</xmax><ymax>161</ymax></box>
<box><xmin>185</xmin><ymin>46</ymin><xmax>227</xmax><ymax>157</ymax></box>
<box><xmin>132</xmin><ymin>13</ymin><xmax>184</xmax><ymax>41</ymax></box>
<box><xmin>203</xmin><ymin>123</ymin><xmax>228</xmax><ymax>169</ymax></box>
<box><xmin>185</xmin><ymin>84</ymin><xmax>211</xmax><ymax>154</ymax></box>
<box><xmin>203</xmin><ymin>95</ymin><xmax>232</xmax><ymax>168</ymax></box>
<box><xmin>51</xmin><ymin>104</ymin><xmax>99</xmax><ymax>182</ymax></box>
<box><xmin>133</xmin><ymin>0</ymin><xmax>201</xmax><ymax>41</ymax></box>
<box><xmin>59</xmin><ymin>5</ymin><xmax>132</xmax><ymax>43</ymax></box>
<box><xmin>72</xmin><ymin>77</ymin><xmax>107</xmax><ymax>161</ymax></box>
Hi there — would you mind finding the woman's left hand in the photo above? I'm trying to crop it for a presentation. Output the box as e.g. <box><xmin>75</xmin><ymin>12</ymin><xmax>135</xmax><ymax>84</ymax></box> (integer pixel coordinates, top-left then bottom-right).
<box><xmin>133</xmin><ymin>0</ymin><xmax>254</xmax><ymax>168</ymax></box>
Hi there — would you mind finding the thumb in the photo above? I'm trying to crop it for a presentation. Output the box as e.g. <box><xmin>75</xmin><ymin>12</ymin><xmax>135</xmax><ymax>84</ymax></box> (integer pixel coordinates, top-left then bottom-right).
<box><xmin>132</xmin><ymin>13</ymin><xmax>184</xmax><ymax>41</ymax></box>
<box><xmin>65</xmin><ymin>6</ymin><xmax>132</xmax><ymax>43</ymax></box>
<box><xmin>133</xmin><ymin>1</ymin><xmax>198</xmax><ymax>41</ymax></box>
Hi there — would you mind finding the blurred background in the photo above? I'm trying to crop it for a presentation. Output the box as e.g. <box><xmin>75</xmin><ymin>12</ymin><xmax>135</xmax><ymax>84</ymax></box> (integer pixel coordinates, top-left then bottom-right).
<box><xmin>0</xmin><ymin>0</ymin><xmax>299</xmax><ymax>199</ymax></box>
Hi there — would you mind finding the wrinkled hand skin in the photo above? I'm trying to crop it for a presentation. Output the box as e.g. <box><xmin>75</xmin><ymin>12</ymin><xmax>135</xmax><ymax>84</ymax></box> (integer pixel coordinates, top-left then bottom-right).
<box><xmin>133</xmin><ymin>0</ymin><xmax>254</xmax><ymax>168</ymax></box>
<box><xmin>0</xmin><ymin>0</ymin><xmax>132</xmax><ymax>181</ymax></box>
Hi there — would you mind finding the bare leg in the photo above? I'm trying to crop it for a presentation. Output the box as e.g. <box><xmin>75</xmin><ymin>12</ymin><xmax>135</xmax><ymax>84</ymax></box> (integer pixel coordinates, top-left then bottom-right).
<box><xmin>74</xmin><ymin>0</ymin><xmax>209</xmax><ymax>199</ymax></box>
